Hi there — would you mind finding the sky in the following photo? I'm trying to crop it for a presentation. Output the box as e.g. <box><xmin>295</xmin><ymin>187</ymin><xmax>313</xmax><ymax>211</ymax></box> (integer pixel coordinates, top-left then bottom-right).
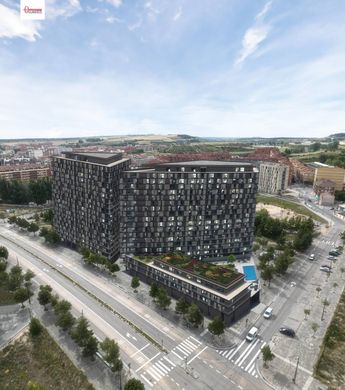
<box><xmin>0</xmin><ymin>0</ymin><xmax>344</xmax><ymax>139</ymax></box>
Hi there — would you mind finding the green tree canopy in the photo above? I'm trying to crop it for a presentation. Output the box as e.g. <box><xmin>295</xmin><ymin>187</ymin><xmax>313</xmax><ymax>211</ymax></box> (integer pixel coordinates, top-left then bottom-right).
<box><xmin>124</xmin><ymin>378</ymin><xmax>145</xmax><ymax>390</ymax></box>
<box><xmin>100</xmin><ymin>338</ymin><xmax>123</xmax><ymax>372</ymax></box>
<box><xmin>156</xmin><ymin>288</ymin><xmax>171</xmax><ymax>310</ymax></box>
<box><xmin>208</xmin><ymin>317</ymin><xmax>225</xmax><ymax>337</ymax></box>
<box><xmin>29</xmin><ymin>318</ymin><xmax>43</xmax><ymax>338</ymax></box>
<box><xmin>175</xmin><ymin>297</ymin><xmax>190</xmax><ymax>316</ymax></box>
<box><xmin>187</xmin><ymin>304</ymin><xmax>203</xmax><ymax>327</ymax></box>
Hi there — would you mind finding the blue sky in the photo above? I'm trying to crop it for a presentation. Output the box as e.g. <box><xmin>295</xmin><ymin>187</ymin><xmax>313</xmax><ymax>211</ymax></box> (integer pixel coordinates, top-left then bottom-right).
<box><xmin>0</xmin><ymin>0</ymin><xmax>344</xmax><ymax>139</ymax></box>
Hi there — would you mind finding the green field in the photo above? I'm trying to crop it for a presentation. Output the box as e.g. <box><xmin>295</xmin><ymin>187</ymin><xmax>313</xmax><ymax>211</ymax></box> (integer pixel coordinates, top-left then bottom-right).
<box><xmin>256</xmin><ymin>195</ymin><xmax>327</xmax><ymax>224</ymax></box>
<box><xmin>315</xmin><ymin>288</ymin><xmax>345</xmax><ymax>389</ymax></box>
<box><xmin>0</xmin><ymin>328</ymin><xmax>94</xmax><ymax>390</ymax></box>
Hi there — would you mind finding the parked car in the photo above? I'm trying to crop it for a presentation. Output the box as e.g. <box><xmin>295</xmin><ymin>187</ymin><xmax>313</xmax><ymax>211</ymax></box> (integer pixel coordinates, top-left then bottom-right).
<box><xmin>263</xmin><ymin>307</ymin><xmax>273</xmax><ymax>319</ymax></box>
<box><xmin>308</xmin><ymin>254</ymin><xmax>315</xmax><ymax>260</ymax></box>
<box><xmin>246</xmin><ymin>326</ymin><xmax>258</xmax><ymax>342</ymax></box>
<box><xmin>279</xmin><ymin>326</ymin><xmax>295</xmax><ymax>337</ymax></box>
<box><xmin>329</xmin><ymin>251</ymin><xmax>340</xmax><ymax>257</ymax></box>
<box><xmin>320</xmin><ymin>265</ymin><xmax>332</xmax><ymax>273</ymax></box>
<box><xmin>327</xmin><ymin>256</ymin><xmax>336</xmax><ymax>260</ymax></box>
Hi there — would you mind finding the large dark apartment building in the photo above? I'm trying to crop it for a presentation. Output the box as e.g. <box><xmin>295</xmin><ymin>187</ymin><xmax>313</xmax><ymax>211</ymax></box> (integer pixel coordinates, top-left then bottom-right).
<box><xmin>120</xmin><ymin>161</ymin><xmax>258</xmax><ymax>260</ymax></box>
<box><xmin>52</xmin><ymin>152</ymin><xmax>130</xmax><ymax>260</ymax></box>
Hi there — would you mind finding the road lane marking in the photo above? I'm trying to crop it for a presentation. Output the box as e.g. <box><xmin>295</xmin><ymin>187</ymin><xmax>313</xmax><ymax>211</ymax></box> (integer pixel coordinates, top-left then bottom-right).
<box><xmin>184</xmin><ymin>339</ymin><xmax>197</xmax><ymax>349</ymax></box>
<box><xmin>187</xmin><ymin>346</ymin><xmax>208</xmax><ymax>365</ymax></box>
<box><xmin>171</xmin><ymin>350</ymin><xmax>184</xmax><ymax>360</ymax></box>
<box><xmin>227</xmin><ymin>339</ymin><xmax>246</xmax><ymax>361</ymax></box>
<box><xmin>163</xmin><ymin>356</ymin><xmax>176</xmax><ymax>367</ymax></box>
<box><xmin>176</xmin><ymin>347</ymin><xmax>189</xmax><ymax>356</ymax></box>
<box><xmin>130</xmin><ymin>343</ymin><xmax>150</xmax><ymax>358</ymax></box>
<box><xmin>244</xmin><ymin>342</ymin><xmax>266</xmax><ymax>372</ymax></box>
<box><xmin>136</xmin><ymin>352</ymin><xmax>161</xmax><ymax>372</ymax></box>
<box><xmin>155</xmin><ymin>362</ymin><xmax>169</xmax><ymax>375</ymax></box>
<box><xmin>140</xmin><ymin>374</ymin><xmax>153</xmax><ymax>387</ymax></box>
<box><xmin>189</xmin><ymin>336</ymin><xmax>202</xmax><ymax>344</ymax></box>
<box><xmin>147</xmin><ymin>367</ymin><xmax>161</xmax><ymax>381</ymax></box>
<box><xmin>237</xmin><ymin>339</ymin><xmax>260</xmax><ymax>367</ymax></box>
<box><xmin>156</xmin><ymin>360</ymin><xmax>170</xmax><ymax>372</ymax></box>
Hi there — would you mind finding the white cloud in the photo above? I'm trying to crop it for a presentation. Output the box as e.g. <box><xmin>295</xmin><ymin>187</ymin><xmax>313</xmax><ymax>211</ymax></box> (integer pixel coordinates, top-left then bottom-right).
<box><xmin>173</xmin><ymin>6</ymin><xmax>182</xmax><ymax>21</ymax></box>
<box><xmin>128</xmin><ymin>20</ymin><xmax>142</xmax><ymax>31</ymax></box>
<box><xmin>98</xmin><ymin>0</ymin><xmax>123</xmax><ymax>8</ymax></box>
<box><xmin>235</xmin><ymin>0</ymin><xmax>273</xmax><ymax>66</ymax></box>
<box><xmin>46</xmin><ymin>0</ymin><xmax>82</xmax><ymax>19</ymax></box>
<box><xmin>0</xmin><ymin>4</ymin><xmax>41</xmax><ymax>42</ymax></box>
<box><xmin>105</xmin><ymin>16</ymin><xmax>121</xmax><ymax>23</ymax></box>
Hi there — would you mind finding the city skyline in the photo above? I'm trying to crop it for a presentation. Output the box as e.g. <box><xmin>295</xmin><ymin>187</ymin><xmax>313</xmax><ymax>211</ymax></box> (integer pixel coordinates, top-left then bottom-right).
<box><xmin>0</xmin><ymin>0</ymin><xmax>344</xmax><ymax>139</ymax></box>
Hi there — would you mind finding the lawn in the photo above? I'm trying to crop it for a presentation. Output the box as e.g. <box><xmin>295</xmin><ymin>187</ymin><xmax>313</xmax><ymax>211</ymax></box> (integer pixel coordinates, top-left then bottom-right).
<box><xmin>0</xmin><ymin>288</ymin><xmax>16</xmax><ymax>305</ymax></box>
<box><xmin>0</xmin><ymin>328</ymin><xmax>94</xmax><ymax>390</ymax></box>
<box><xmin>159</xmin><ymin>253</ymin><xmax>240</xmax><ymax>285</ymax></box>
<box><xmin>315</xmin><ymin>288</ymin><xmax>345</xmax><ymax>389</ymax></box>
<box><xmin>256</xmin><ymin>195</ymin><xmax>327</xmax><ymax>224</ymax></box>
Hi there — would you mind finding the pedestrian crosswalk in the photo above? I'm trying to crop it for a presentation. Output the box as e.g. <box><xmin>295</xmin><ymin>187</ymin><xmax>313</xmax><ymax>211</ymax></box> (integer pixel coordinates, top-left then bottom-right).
<box><xmin>216</xmin><ymin>338</ymin><xmax>266</xmax><ymax>378</ymax></box>
<box><xmin>140</xmin><ymin>336</ymin><xmax>203</xmax><ymax>387</ymax></box>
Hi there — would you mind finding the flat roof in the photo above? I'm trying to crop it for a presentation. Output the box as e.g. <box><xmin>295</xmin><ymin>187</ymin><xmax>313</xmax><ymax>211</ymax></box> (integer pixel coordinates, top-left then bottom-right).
<box><xmin>72</xmin><ymin>152</ymin><xmax>117</xmax><ymax>159</ymax></box>
<box><xmin>164</xmin><ymin>161</ymin><xmax>252</xmax><ymax>166</ymax></box>
<box><xmin>149</xmin><ymin>261</ymin><xmax>251</xmax><ymax>300</ymax></box>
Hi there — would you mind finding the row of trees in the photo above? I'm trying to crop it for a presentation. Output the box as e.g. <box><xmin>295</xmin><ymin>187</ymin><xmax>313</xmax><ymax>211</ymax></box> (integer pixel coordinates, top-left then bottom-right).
<box><xmin>0</xmin><ymin>246</ymin><xmax>35</xmax><ymax>307</ymax></box>
<box><xmin>0</xmin><ymin>177</ymin><xmax>52</xmax><ymax>205</ymax></box>
<box><xmin>8</xmin><ymin>216</ymin><xmax>60</xmax><ymax>244</ymax></box>
<box><xmin>37</xmin><ymin>284</ymin><xmax>123</xmax><ymax>369</ymax></box>
<box><xmin>80</xmin><ymin>247</ymin><xmax>120</xmax><ymax>274</ymax></box>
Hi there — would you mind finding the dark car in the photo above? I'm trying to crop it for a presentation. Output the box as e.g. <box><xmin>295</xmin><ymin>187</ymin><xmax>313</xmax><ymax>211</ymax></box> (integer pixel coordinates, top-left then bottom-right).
<box><xmin>320</xmin><ymin>265</ymin><xmax>332</xmax><ymax>273</ymax></box>
<box><xmin>279</xmin><ymin>326</ymin><xmax>295</xmax><ymax>337</ymax></box>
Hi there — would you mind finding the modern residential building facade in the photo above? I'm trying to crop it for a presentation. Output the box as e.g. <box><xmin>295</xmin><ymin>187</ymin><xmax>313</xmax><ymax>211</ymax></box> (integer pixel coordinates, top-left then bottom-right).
<box><xmin>310</xmin><ymin>162</ymin><xmax>345</xmax><ymax>191</ymax></box>
<box><xmin>0</xmin><ymin>164</ymin><xmax>51</xmax><ymax>181</ymax></box>
<box><xmin>120</xmin><ymin>161</ymin><xmax>258</xmax><ymax>260</ymax></box>
<box><xmin>124</xmin><ymin>254</ymin><xmax>256</xmax><ymax>325</ymax></box>
<box><xmin>258</xmin><ymin>162</ymin><xmax>289</xmax><ymax>195</ymax></box>
<box><xmin>52</xmin><ymin>152</ymin><xmax>130</xmax><ymax>260</ymax></box>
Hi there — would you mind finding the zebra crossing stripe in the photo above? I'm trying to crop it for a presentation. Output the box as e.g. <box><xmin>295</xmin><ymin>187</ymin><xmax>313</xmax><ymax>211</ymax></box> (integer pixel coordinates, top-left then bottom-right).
<box><xmin>147</xmin><ymin>368</ymin><xmax>161</xmax><ymax>381</ymax></box>
<box><xmin>189</xmin><ymin>336</ymin><xmax>202</xmax><ymax>345</ymax></box>
<box><xmin>176</xmin><ymin>347</ymin><xmax>189</xmax><ymax>356</ymax></box>
<box><xmin>171</xmin><ymin>350</ymin><xmax>184</xmax><ymax>360</ymax></box>
<box><xmin>151</xmin><ymin>364</ymin><xmax>165</xmax><ymax>377</ymax></box>
<box><xmin>155</xmin><ymin>361</ymin><xmax>169</xmax><ymax>374</ymax></box>
<box><xmin>184</xmin><ymin>339</ymin><xmax>197</xmax><ymax>349</ymax></box>
<box><xmin>224</xmin><ymin>348</ymin><xmax>235</xmax><ymax>358</ymax></box>
<box><xmin>140</xmin><ymin>374</ymin><xmax>153</xmax><ymax>387</ymax></box>
<box><xmin>163</xmin><ymin>356</ymin><xmax>176</xmax><ymax>367</ymax></box>
<box><xmin>180</xmin><ymin>342</ymin><xmax>194</xmax><ymax>353</ymax></box>
<box><xmin>227</xmin><ymin>339</ymin><xmax>246</xmax><ymax>361</ymax></box>
<box><xmin>244</xmin><ymin>342</ymin><xmax>266</xmax><ymax>372</ymax></box>
<box><xmin>237</xmin><ymin>339</ymin><xmax>260</xmax><ymax>368</ymax></box>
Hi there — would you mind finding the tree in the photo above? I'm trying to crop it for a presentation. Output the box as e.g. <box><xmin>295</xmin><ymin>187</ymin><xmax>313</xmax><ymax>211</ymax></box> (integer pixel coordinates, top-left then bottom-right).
<box><xmin>261</xmin><ymin>345</ymin><xmax>274</xmax><ymax>368</ymax></box>
<box><xmin>56</xmin><ymin>311</ymin><xmax>75</xmax><ymax>331</ymax></box>
<box><xmin>29</xmin><ymin>317</ymin><xmax>43</xmax><ymax>337</ymax></box>
<box><xmin>149</xmin><ymin>282</ymin><xmax>159</xmax><ymax>300</ymax></box>
<box><xmin>8</xmin><ymin>265</ymin><xmax>23</xmax><ymax>291</ymax></box>
<box><xmin>124</xmin><ymin>378</ymin><xmax>145</xmax><ymax>390</ymax></box>
<box><xmin>260</xmin><ymin>265</ymin><xmax>275</xmax><ymax>287</ymax></box>
<box><xmin>227</xmin><ymin>255</ymin><xmax>236</xmax><ymax>264</ymax></box>
<box><xmin>82</xmin><ymin>335</ymin><xmax>98</xmax><ymax>359</ymax></box>
<box><xmin>156</xmin><ymin>288</ymin><xmax>171</xmax><ymax>310</ymax></box>
<box><xmin>187</xmin><ymin>304</ymin><xmax>203</xmax><ymax>327</ymax></box>
<box><xmin>54</xmin><ymin>299</ymin><xmax>72</xmax><ymax>315</ymax></box>
<box><xmin>304</xmin><ymin>309</ymin><xmax>311</xmax><ymax>320</ymax></box>
<box><xmin>38</xmin><ymin>285</ymin><xmax>52</xmax><ymax>310</ymax></box>
<box><xmin>208</xmin><ymin>317</ymin><xmax>225</xmax><ymax>337</ymax></box>
<box><xmin>311</xmin><ymin>322</ymin><xmax>319</xmax><ymax>337</ymax></box>
<box><xmin>107</xmin><ymin>263</ymin><xmax>120</xmax><ymax>273</ymax></box>
<box><xmin>175</xmin><ymin>297</ymin><xmax>190</xmax><ymax>316</ymax></box>
<box><xmin>131</xmin><ymin>276</ymin><xmax>140</xmax><ymax>292</ymax></box>
<box><xmin>0</xmin><ymin>245</ymin><xmax>8</xmax><ymax>259</ymax></box>
<box><xmin>71</xmin><ymin>316</ymin><xmax>93</xmax><ymax>347</ymax></box>
<box><xmin>24</xmin><ymin>270</ymin><xmax>35</xmax><ymax>303</ymax></box>
<box><xmin>100</xmin><ymin>338</ymin><xmax>123</xmax><ymax>372</ymax></box>
<box><xmin>14</xmin><ymin>287</ymin><xmax>29</xmax><ymax>308</ymax></box>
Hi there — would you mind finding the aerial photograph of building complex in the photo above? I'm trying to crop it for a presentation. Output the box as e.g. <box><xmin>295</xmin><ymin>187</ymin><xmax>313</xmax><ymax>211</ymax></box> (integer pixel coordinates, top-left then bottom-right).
<box><xmin>0</xmin><ymin>1</ymin><xmax>345</xmax><ymax>390</ymax></box>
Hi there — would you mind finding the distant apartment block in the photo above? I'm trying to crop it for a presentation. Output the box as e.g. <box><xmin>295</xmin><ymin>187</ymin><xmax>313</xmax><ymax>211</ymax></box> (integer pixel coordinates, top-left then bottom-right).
<box><xmin>120</xmin><ymin>161</ymin><xmax>258</xmax><ymax>260</ymax></box>
<box><xmin>258</xmin><ymin>162</ymin><xmax>289</xmax><ymax>195</ymax></box>
<box><xmin>0</xmin><ymin>164</ymin><xmax>51</xmax><ymax>181</ymax></box>
<box><xmin>124</xmin><ymin>254</ymin><xmax>257</xmax><ymax>325</ymax></box>
<box><xmin>52</xmin><ymin>152</ymin><xmax>130</xmax><ymax>260</ymax></box>
<box><xmin>290</xmin><ymin>159</ymin><xmax>315</xmax><ymax>183</ymax></box>
<box><xmin>310</xmin><ymin>162</ymin><xmax>345</xmax><ymax>191</ymax></box>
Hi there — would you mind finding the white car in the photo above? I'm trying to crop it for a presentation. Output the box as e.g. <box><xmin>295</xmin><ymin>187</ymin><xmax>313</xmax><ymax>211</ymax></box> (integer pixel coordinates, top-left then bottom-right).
<box><xmin>263</xmin><ymin>307</ymin><xmax>273</xmax><ymax>319</ymax></box>
<box><xmin>246</xmin><ymin>326</ymin><xmax>258</xmax><ymax>342</ymax></box>
<box><xmin>308</xmin><ymin>254</ymin><xmax>315</xmax><ymax>260</ymax></box>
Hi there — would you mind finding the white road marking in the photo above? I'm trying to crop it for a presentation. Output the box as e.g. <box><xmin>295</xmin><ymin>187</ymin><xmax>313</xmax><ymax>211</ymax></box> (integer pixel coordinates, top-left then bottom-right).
<box><xmin>227</xmin><ymin>339</ymin><xmax>246</xmax><ymax>361</ymax></box>
<box><xmin>189</xmin><ymin>335</ymin><xmax>202</xmax><ymax>344</ymax></box>
<box><xmin>171</xmin><ymin>350</ymin><xmax>184</xmax><ymax>360</ymax></box>
<box><xmin>244</xmin><ymin>342</ymin><xmax>266</xmax><ymax>372</ymax></box>
<box><xmin>130</xmin><ymin>343</ymin><xmax>150</xmax><ymax>358</ymax></box>
<box><xmin>235</xmin><ymin>339</ymin><xmax>259</xmax><ymax>366</ymax></box>
<box><xmin>136</xmin><ymin>352</ymin><xmax>161</xmax><ymax>372</ymax></box>
<box><xmin>163</xmin><ymin>356</ymin><xmax>176</xmax><ymax>367</ymax></box>
<box><xmin>187</xmin><ymin>346</ymin><xmax>208</xmax><ymax>365</ymax></box>
<box><xmin>140</xmin><ymin>374</ymin><xmax>153</xmax><ymax>387</ymax></box>
<box><xmin>176</xmin><ymin>346</ymin><xmax>189</xmax><ymax>356</ymax></box>
<box><xmin>147</xmin><ymin>367</ymin><xmax>161</xmax><ymax>381</ymax></box>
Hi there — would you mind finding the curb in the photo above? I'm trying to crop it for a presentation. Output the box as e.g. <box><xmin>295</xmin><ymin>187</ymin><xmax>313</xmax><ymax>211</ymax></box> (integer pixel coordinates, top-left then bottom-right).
<box><xmin>256</xmin><ymin>358</ymin><xmax>279</xmax><ymax>390</ymax></box>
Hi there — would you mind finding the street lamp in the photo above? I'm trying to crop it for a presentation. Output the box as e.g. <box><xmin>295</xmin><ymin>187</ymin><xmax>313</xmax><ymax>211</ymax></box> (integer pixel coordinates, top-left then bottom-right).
<box><xmin>292</xmin><ymin>356</ymin><xmax>300</xmax><ymax>383</ymax></box>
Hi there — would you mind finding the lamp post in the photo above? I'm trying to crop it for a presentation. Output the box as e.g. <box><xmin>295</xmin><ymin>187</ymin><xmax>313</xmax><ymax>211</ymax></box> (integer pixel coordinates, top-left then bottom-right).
<box><xmin>292</xmin><ymin>356</ymin><xmax>299</xmax><ymax>384</ymax></box>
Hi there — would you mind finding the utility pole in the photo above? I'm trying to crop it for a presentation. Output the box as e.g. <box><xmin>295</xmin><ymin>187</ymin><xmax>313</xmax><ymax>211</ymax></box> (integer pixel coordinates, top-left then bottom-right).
<box><xmin>292</xmin><ymin>356</ymin><xmax>299</xmax><ymax>383</ymax></box>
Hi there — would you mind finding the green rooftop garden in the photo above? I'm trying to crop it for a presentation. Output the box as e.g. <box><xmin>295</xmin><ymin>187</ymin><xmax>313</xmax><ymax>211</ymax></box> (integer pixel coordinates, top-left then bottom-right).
<box><xmin>136</xmin><ymin>252</ymin><xmax>240</xmax><ymax>285</ymax></box>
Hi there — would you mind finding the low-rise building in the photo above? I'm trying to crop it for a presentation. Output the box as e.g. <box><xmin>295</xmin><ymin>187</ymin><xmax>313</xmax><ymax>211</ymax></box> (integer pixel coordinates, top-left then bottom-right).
<box><xmin>258</xmin><ymin>162</ymin><xmax>289</xmax><ymax>195</ymax></box>
<box><xmin>0</xmin><ymin>164</ymin><xmax>51</xmax><ymax>181</ymax></box>
<box><xmin>310</xmin><ymin>162</ymin><xmax>345</xmax><ymax>191</ymax></box>
<box><xmin>290</xmin><ymin>159</ymin><xmax>315</xmax><ymax>183</ymax></box>
<box><xmin>313</xmin><ymin>179</ymin><xmax>336</xmax><ymax>196</ymax></box>
<box><xmin>124</xmin><ymin>253</ymin><xmax>258</xmax><ymax>325</ymax></box>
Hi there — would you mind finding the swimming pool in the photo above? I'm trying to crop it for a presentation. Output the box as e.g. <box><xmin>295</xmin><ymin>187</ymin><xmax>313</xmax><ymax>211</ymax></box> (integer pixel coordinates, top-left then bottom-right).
<box><xmin>243</xmin><ymin>265</ymin><xmax>257</xmax><ymax>281</ymax></box>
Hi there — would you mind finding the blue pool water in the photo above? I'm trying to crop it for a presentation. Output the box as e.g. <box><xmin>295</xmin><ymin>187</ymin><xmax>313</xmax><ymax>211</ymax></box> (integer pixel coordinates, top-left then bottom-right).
<box><xmin>243</xmin><ymin>265</ymin><xmax>257</xmax><ymax>281</ymax></box>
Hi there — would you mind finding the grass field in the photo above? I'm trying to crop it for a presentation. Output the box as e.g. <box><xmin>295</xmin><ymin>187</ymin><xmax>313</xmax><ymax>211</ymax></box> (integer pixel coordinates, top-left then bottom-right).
<box><xmin>315</xmin><ymin>288</ymin><xmax>345</xmax><ymax>389</ymax></box>
<box><xmin>0</xmin><ymin>328</ymin><xmax>94</xmax><ymax>390</ymax></box>
<box><xmin>256</xmin><ymin>195</ymin><xmax>327</xmax><ymax>224</ymax></box>
<box><xmin>0</xmin><ymin>288</ymin><xmax>15</xmax><ymax>305</ymax></box>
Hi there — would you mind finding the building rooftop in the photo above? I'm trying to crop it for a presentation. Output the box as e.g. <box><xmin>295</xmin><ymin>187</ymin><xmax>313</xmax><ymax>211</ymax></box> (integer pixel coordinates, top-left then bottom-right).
<box><xmin>57</xmin><ymin>152</ymin><xmax>129</xmax><ymax>167</ymax></box>
<box><xmin>164</xmin><ymin>161</ymin><xmax>252</xmax><ymax>166</ymax></box>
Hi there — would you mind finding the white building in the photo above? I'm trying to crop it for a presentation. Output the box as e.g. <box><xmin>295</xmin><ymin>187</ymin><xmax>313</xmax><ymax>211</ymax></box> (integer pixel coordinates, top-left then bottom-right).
<box><xmin>258</xmin><ymin>162</ymin><xmax>289</xmax><ymax>195</ymax></box>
